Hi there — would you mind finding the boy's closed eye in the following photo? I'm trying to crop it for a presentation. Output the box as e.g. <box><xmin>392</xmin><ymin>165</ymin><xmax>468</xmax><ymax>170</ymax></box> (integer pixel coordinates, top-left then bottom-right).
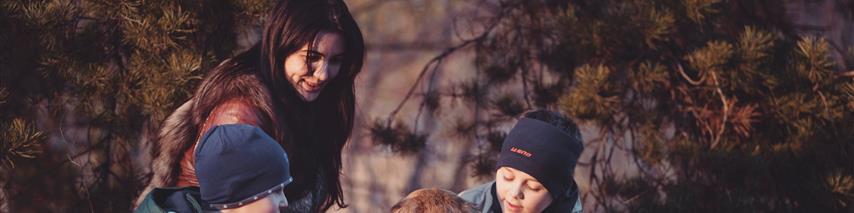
<box><xmin>501</xmin><ymin>168</ymin><xmax>544</xmax><ymax>191</ymax></box>
<box><xmin>502</xmin><ymin>170</ymin><xmax>515</xmax><ymax>181</ymax></box>
<box><xmin>527</xmin><ymin>182</ymin><xmax>544</xmax><ymax>192</ymax></box>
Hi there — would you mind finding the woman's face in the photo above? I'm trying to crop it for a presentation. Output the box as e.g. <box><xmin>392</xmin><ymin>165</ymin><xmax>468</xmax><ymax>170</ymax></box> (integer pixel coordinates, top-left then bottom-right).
<box><xmin>283</xmin><ymin>30</ymin><xmax>345</xmax><ymax>102</ymax></box>
<box><xmin>495</xmin><ymin>167</ymin><xmax>553</xmax><ymax>213</ymax></box>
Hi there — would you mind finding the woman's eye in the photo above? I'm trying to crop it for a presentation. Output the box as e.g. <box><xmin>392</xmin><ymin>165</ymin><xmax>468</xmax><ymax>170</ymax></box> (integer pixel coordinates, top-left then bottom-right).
<box><xmin>306</xmin><ymin>54</ymin><xmax>322</xmax><ymax>62</ymax></box>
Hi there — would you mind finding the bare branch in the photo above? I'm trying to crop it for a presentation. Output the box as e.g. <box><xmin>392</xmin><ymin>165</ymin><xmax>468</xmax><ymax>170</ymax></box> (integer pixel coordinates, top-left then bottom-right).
<box><xmin>676</xmin><ymin>63</ymin><xmax>705</xmax><ymax>86</ymax></box>
<box><xmin>709</xmin><ymin>72</ymin><xmax>729</xmax><ymax>149</ymax></box>
<box><xmin>836</xmin><ymin>70</ymin><xmax>854</xmax><ymax>78</ymax></box>
<box><xmin>384</xmin><ymin>25</ymin><xmax>495</xmax><ymax>126</ymax></box>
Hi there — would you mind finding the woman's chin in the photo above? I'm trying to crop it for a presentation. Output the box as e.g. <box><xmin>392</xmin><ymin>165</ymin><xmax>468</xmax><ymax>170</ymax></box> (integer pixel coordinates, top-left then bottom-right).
<box><xmin>299</xmin><ymin>92</ymin><xmax>320</xmax><ymax>102</ymax></box>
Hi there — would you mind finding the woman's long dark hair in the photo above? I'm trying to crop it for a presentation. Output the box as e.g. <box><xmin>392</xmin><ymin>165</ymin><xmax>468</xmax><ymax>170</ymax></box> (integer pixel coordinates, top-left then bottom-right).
<box><xmin>197</xmin><ymin>0</ymin><xmax>365</xmax><ymax>211</ymax></box>
<box><xmin>261</xmin><ymin>0</ymin><xmax>363</xmax><ymax>211</ymax></box>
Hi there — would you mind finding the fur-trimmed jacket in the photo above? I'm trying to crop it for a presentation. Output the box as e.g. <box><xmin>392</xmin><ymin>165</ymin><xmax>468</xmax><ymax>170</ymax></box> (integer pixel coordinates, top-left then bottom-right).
<box><xmin>135</xmin><ymin>60</ymin><xmax>325</xmax><ymax>212</ymax></box>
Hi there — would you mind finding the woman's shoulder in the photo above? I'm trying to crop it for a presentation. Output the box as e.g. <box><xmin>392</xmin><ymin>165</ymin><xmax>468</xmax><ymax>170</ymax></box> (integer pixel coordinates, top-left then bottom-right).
<box><xmin>191</xmin><ymin>59</ymin><xmax>276</xmax><ymax>129</ymax></box>
<box><xmin>200</xmin><ymin>58</ymin><xmax>266</xmax><ymax>94</ymax></box>
<box><xmin>205</xmin><ymin>98</ymin><xmax>266</xmax><ymax>127</ymax></box>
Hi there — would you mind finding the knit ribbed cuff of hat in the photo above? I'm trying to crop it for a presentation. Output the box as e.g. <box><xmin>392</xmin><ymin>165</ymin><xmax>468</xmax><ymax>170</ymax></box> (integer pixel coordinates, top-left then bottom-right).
<box><xmin>208</xmin><ymin>178</ymin><xmax>293</xmax><ymax>210</ymax></box>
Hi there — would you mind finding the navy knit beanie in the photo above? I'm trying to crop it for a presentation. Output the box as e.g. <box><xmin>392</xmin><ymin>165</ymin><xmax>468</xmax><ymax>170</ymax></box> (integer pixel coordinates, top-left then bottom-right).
<box><xmin>495</xmin><ymin>117</ymin><xmax>584</xmax><ymax>200</ymax></box>
<box><xmin>195</xmin><ymin>124</ymin><xmax>293</xmax><ymax>209</ymax></box>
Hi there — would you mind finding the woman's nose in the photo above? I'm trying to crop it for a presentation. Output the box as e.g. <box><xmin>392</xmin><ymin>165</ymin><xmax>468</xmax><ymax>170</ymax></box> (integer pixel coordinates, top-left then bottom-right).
<box><xmin>313</xmin><ymin>61</ymin><xmax>330</xmax><ymax>82</ymax></box>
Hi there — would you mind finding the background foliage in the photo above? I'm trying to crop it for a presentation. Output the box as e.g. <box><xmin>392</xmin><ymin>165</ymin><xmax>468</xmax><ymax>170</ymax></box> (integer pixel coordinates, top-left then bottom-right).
<box><xmin>0</xmin><ymin>0</ymin><xmax>269</xmax><ymax>211</ymax></box>
<box><xmin>1</xmin><ymin>0</ymin><xmax>853</xmax><ymax>212</ymax></box>
<box><xmin>374</xmin><ymin>0</ymin><xmax>854</xmax><ymax>212</ymax></box>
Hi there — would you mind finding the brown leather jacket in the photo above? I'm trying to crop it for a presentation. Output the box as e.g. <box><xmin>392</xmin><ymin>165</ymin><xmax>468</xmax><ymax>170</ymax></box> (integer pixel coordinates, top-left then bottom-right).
<box><xmin>175</xmin><ymin>98</ymin><xmax>265</xmax><ymax>187</ymax></box>
<box><xmin>135</xmin><ymin>61</ymin><xmax>278</xmax><ymax>207</ymax></box>
<box><xmin>138</xmin><ymin>60</ymin><xmax>329</xmax><ymax>212</ymax></box>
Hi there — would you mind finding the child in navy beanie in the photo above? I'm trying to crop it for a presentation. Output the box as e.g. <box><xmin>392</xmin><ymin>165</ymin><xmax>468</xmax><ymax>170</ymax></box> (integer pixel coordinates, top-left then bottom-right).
<box><xmin>135</xmin><ymin>124</ymin><xmax>293</xmax><ymax>213</ymax></box>
<box><xmin>459</xmin><ymin>110</ymin><xmax>584</xmax><ymax>213</ymax></box>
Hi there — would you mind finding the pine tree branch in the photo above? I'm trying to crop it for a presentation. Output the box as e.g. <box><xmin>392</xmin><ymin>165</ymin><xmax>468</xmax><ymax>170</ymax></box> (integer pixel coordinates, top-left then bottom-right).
<box><xmin>676</xmin><ymin>63</ymin><xmax>705</xmax><ymax>86</ymax></box>
<box><xmin>710</xmin><ymin>72</ymin><xmax>729</xmax><ymax>149</ymax></box>
<box><xmin>836</xmin><ymin>70</ymin><xmax>854</xmax><ymax>78</ymax></box>
<box><xmin>521</xmin><ymin>63</ymin><xmax>535</xmax><ymax>108</ymax></box>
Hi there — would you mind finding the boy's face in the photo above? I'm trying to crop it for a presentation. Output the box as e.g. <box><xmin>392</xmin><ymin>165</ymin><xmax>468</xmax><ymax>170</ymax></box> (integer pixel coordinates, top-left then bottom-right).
<box><xmin>221</xmin><ymin>188</ymin><xmax>288</xmax><ymax>213</ymax></box>
<box><xmin>495</xmin><ymin>167</ymin><xmax>553</xmax><ymax>213</ymax></box>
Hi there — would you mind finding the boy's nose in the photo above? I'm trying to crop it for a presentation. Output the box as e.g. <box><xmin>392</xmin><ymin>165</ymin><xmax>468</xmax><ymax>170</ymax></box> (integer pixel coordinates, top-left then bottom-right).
<box><xmin>280</xmin><ymin>197</ymin><xmax>289</xmax><ymax>208</ymax></box>
<box><xmin>510</xmin><ymin>183</ymin><xmax>525</xmax><ymax>200</ymax></box>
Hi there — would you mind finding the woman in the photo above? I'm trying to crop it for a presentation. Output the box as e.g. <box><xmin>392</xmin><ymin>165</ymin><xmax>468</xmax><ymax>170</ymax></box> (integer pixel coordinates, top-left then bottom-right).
<box><xmin>136</xmin><ymin>0</ymin><xmax>365</xmax><ymax>212</ymax></box>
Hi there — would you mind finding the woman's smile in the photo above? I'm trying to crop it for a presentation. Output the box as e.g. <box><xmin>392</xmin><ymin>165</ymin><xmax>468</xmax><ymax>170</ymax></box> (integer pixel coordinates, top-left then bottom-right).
<box><xmin>299</xmin><ymin>80</ymin><xmax>323</xmax><ymax>93</ymax></box>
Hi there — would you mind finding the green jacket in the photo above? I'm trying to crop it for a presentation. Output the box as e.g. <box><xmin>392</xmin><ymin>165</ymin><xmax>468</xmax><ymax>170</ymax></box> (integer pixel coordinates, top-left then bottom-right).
<box><xmin>135</xmin><ymin>186</ymin><xmax>214</xmax><ymax>213</ymax></box>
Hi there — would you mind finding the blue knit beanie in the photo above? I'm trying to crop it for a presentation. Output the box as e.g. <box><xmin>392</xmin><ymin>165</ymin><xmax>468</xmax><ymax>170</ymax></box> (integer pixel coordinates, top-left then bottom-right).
<box><xmin>495</xmin><ymin>117</ymin><xmax>584</xmax><ymax>200</ymax></box>
<box><xmin>195</xmin><ymin>124</ymin><xmax>293</xmax><ymax>209</ymax></box>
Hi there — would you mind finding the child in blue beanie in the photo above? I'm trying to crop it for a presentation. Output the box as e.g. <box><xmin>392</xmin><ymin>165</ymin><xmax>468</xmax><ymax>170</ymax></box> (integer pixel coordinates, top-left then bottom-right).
<box><xmin>136</xmin><ymin>124</ymin><xmax>293</xmax><ymax>213</ymax></box>
<box><xmin>459</xmin><ymin>110</ymin><xmax>584</xmax><ymax>213</ymax></box>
